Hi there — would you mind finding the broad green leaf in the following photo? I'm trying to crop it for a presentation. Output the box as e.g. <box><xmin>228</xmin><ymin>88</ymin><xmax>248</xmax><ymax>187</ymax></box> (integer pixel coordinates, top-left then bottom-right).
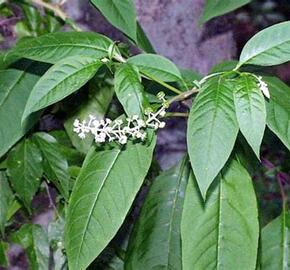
<box><xmin>200</xmin><ymin>0</ymin><xmax>250</xmax><ymax>23</ymax></box>
<box><xmin>125</xmin><ymin>157</ymin><xmax>189</xmax><ymax>270</ymax></box>
<box><xmin>233</xmin><ymin>75</ymin><xmax>266</xmax><ymax>158</ymax></box>
<box><xmin>0</xmin><ymin>65</ymin><xmax>41</xmax><ymax>158</ymax></box>
<box><xmin>0</xmin><ymin>172</ymin><xmax>13</xmax><ymax>235</ymax></box>
<box><xmin>115</xmin><ymin>63</ymin><xmax>149</xmax><ymax>117</ymax></box>
<box><xmin>65</xmin><ymin>137</ymin><xmax>156</xmax><ymax>270</ymax></box>
<box><xmin>238</xmin><ymin>21</ymin><xmax>290</xmax><ymax>67</ymax></box>
<box><xmin>8</xmin><ymin>32</ymin><xmax>112</xmax><ymax>64</ymax></box>
<box><xmin>181</xmin><ymin>159</ymin><xmax>259</xmax><ymax>270</ymax></box>
<box><xmin>33</xmin><ymin>133</ymin><xmax>70</xmax><ymax>200</ymax></box>
<box><xmin>64</xmin><ymin>77</ymin><xmax>114</xmax><ymax>153</ymax></box>
<box><xmin>187</xmin><ymin>76</ymin><xmax>238</xmax><ymax>198</ymax></box>
<box><xmin>22</xmin><ymin>56</ymin><xmax>103</xmax><ymax>121</ymax></box>
<box><xmin>7</xmin><ymin>139</ymin><xmax>43</xmax><ymax>209</ymax></box>
<box><xmin>127</xmin><ymin>54</ymin><xmax>182</xmax><ymax>82</ymax></box>
<box><xmin>261</xmin><ymin>209</ymin><xmax>290</xmax><ymax>269</ymax></box>
<box><xmin>11</xmin><ymin>224</ymin><xmax>50</xmax><ymax>270</ymax></box>
<box><xmin>0</xmin><ymin>241</ymin><xmax>8</xmax><ymax>267</ymax></box>
<box><xmin>264</xmin><ymin>76</ymin><xmax>290</xmax><ymax>150</ymax></box>
<box><xmin>90</xmin><ymin>0</ymin><xmax>137</xmax><ymax>41</ymax></box>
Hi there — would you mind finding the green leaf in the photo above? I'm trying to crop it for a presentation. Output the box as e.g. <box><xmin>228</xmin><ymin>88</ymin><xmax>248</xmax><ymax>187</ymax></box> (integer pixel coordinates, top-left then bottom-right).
<box><xmin>0</xmin><ymin>172</ymin><xmax>13</xmax><ymax>235</ymax></box>
<box><xmin>261</xmin><ymin>209</ymin><xmax>290</xmax><ymax>269</ymax></box>
<box><xmin>136</xmin><ymin>23</ymin><xmax>155</xmax><ymax>53</ymax></box>
<box><xmin>181</xmin><ymin>159</ymin><xmax>259</xmax><ymax>270</ymax></box>
<box><xmin>127</xmin><ymin>54</ymin><xmax>182</xmax><ymax>82</ymax></box>
<box><xmin>233</xmin><ymin>75</ymin><xmax>266</xmax><ymax>158</ymax></box>
<box><xmin>125</xmin><ymin>157</ymin><xmax>189</xmax><ymax>270</ymax></box>
<box><xmin>8</xmin><ymin>32</ymin><xmax>112</xmax><ymax>64</ymax></box>
<box><xmin>33</xmin><ymin>133</ymin><xmax>70</xmax><ymax>200</ymax></box>
<box><xmin>264</xmin><ymin>76</ymin><xmax>290</xmax><ymax>150</ymax></box>
<box><xmin>64</xmin><ymin>77</ymin><xmax>114</xmax><ymax>153</ymax></box>
<box><xmin>0</xmin><ymin>65</ymin><xmax>41</xmax><ymax>158</ymax></box>
<box><xmin>187</xmin><ymin>76</ymin><xmax>238</xmax><ymax>198</ymax></box>
<box><xmin>90</xmin><ymin>0</ymin><xmax>137</xmax><ymax>41</ymax></box>
<box><xmin>7</xmin><ymin>139</ymin><xmax>43</xmax><ymax>209</ymax></box>
<box><xmin>115</xmin><ymin>63</ymin><xmax>149</xmax><ymax>117</ymax></box>
<box><xmin>0</xmin><ymin>241</ymin><xmax>8</xmax><ymax>267</ymax></box>
<box><xmin>22</xmin><ymin>56</ymin><xmax>103</xmax><ymax>121</ymax></box>
<box><xmin>238</xmin><ymin>21</ymin><xmax>290</xmax><ymax>67</ymax></box>
<box><xmin>11</xmin><ymin>224</ymin><xmax>50</xmax><ymax>270</ymax></box>
<box><xmin>65</xmin><ymin>137</ymin><xmax>156</xmax><ymax>270</ymax></box>
<box><xmin>200</xmin><ymin>0</ymin><xmax>250</xmax><ymax>23</ymax></box>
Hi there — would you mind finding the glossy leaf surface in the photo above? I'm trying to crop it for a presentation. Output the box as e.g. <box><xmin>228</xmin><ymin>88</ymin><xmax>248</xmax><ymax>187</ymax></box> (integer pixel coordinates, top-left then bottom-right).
<box><xmin>65</xmin><ymin>137</ymin><xmax>156</xmax><ymax>270</ymax></box>
<box><xmin>7</xmin><ymin>139</ymin><xmax>43</xmax><ymax>209</ymax></box>
<box><xmin>90</xmin><ymin>0</ymin><xmax>137</xmax><ymax>41</ymax></box>
<box><xmin>181</xmin><ymin>159</ymin><xmax>259</xmax><ymax>270</ymax></box>
<box><xmin>127</xmin><ymin>54</ymin><xmax>182</xmax><ymax>82</ymax></box>
<box><xmin>261</xmin><ymin>209</ymin><xmax>290</xmax><ymax>269</ymax></box>
<box><xmin>0</xmin><ymin>66</ymin><xmax>40</xmax><ymax>158</ymax></box>
<box><xmin>22</xmin><ymin>56</ymin><xmax>103</xmax><ymax>121</ymax></box>
<box><xmin>9</xmin><ymin>32</ymin><xmax>112</xmax><ymax>63</ymax></box>
<box><xmin>265</xmin><ymin>76</ymin><xmax>290</xmax><ymax>150</ymax></box>
<box><xmin>115</xmin><ymin>63</ymin><xmax>148</xmax><ymax>117</ymax></box>
<box><xmin>201</xmin><ymin>0</ymin><xmax>250</xmax><ymax>23</ymax></box>
<box><xmin>125</xmin><ymin>157</ymin><xmax>189</xmax><ymax>270</ymax></box>
<box><xmin>187</xmin><ymin>76</ymin><xmax>238</xmax><ymax>198</ymax></box>
<box><xmin>34</xmin><ymin>133</ymin><xmax>70</xmax><ymax>200</ymax></box>
<box><xmin>239</xmin><ymin>21</ymin><xmax>290</xmax><ymax>67</ymax></box>
<box><xmin>233</xmin><ymin>75</ymin><xmax>266</xmax><ymax>158</ymax></box>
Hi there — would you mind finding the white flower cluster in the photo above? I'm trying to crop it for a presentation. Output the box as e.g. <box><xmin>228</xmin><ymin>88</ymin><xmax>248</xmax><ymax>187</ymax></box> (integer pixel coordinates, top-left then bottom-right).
<box><xmin>257</xmin><ymin>76</ymin><xmax>270</xmax><ymax>99</ymax></box>
<box><xmin>73</xmin><ymin>107</ymin><xmax>166</xmax><ymax>145</ymax></box>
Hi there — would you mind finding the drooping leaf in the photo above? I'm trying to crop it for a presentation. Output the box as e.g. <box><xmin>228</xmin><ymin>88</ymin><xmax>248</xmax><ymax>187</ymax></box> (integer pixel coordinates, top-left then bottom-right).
<box><xmin>22</xmin><ymin>56</ymin><xmax>103</xmax><ymax>121</ymax></box>
<box><xmin>65</xmin><ymin>137</ymin><xmax>156</xmax><ymax>270</ymax></box>
<box><xmin>200</xmin><ymin>0</ymin><xmax>250</xmax><ymax>23</ymax></box>
<box><xmin>64</xmin><ymin>77</ymin><xmax>114</xmax><ymax>153</ymax></box>
<box><xmin>127</xmin><ymin>54</ymin><xmax>182</xmax><ymax>82</ymax></box>
<box><xmin>0</xmin><ymin>64</ymin><xmax>41</xmax><ymax>158</ymax></box>
<box><xmin>33</xmin><ymin>133</ymin><xmax>70</xmax><ymax>200</ymax></box>
<box><xmin>238</xmin><ymin>21</ymin><xmax>290</xmax><ymax>67</ymax></box>
<box><xmin>261</xmin><ymin>209</ymin><xmax>290</xmax><ymax>269</ymax></box>
<box><xmin>7</xmin><ymin>139</ymin><xmax>42</xmax><ymax>209</ymax></box>
<box><xmin>11</xmin><ymin>224</ymin><xmax>50</xmax><ymax>270</ymax></box>
<box><xmin>264</xmin><ymin>76</ymin><xmax>290</xmax><ymax>150</ymax></box>
<box><xmin>181</xmin><ymin>159</ymin><xmax>259</xmax><ymax>270</ymax></box>
<box><xmin>0</xmin><ymin>172</ymin><xmax>13</xmax><ymax>235</ymax></box>
<box><xmin>90</xmin><ymin>0</ymin><xmax>137</xmax><ymax>41</ymax></box>
<box><xmin>187</xmin><ymin>76</ymin><xmax>238</xmax><ymax>198</ymax></box>
<box><xmin>125</xmin><ymin>157</ymin><xmax>189</xmax><ymax>270</ymax></box>
<box><xmin>8</xmin><ymin>32</ymin><xmax>112</xmax><ymax>64</ymax></box>
<box><xmin>233</xmin><ymin>74</ymin><xmax>266</xmax><ymax>158</ymax></box>
<box><xmin>115</xmin><ymin>63</ymin><xmax>149</xmax><ymax>117</ymax></box>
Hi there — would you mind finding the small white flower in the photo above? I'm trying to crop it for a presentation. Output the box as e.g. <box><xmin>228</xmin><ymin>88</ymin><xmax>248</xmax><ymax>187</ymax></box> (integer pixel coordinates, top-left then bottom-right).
<box><xmin>119</xmin><ymin>136</ymin><xmax>128</xmax><ymax>144</ymax></box>
<box><xmin>257</xmin><ymin>76</ymin><xmax>270</xmax><ymax>99</ymax></box>
<box><xmin>159</xmin><ymin>109</ymin><xmax>166</xmax><ymax>117</ymax></box>
<box><xmin>159</xmin><ymin>121</ymin><xmax>166</xmax><ymax>128</ymax></box>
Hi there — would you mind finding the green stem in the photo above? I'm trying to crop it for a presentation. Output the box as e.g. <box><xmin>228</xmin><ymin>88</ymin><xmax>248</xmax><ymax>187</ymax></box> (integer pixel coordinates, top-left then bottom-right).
<box><xmin>141</xmin><ymin>71</ymin><xmax>183</xmax><ymax>95</ymax></box>
<box><xmin>168</xmin><ymin>87</ymin><xmax>199</xmax><ymax>104</ymax></box>
<box><xmin>165</xmin><ymin>112</ymin><xmax>189</xmax><ymax>117</ymax></box>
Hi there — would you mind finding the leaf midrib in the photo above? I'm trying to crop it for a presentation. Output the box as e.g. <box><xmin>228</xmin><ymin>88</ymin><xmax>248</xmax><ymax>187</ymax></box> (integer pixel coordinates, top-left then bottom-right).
<box><xmin>243</xmin><ymin>39</ymin><xmax>290</xmax><ymax>65</ymax></box>
<box><xmin>29</xmin><ymin>60</ymin><xmax>101</xmax><ymax>114</ymax></box>
<box><xmin>165</xmin><ymin>158</ymin><xmax>187</xmax><ymax>269</ymax></box>
<box><xmin>75</xmin><ymin>149</ymin><xmax>121</xmax><ymax>270</ymax></box>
